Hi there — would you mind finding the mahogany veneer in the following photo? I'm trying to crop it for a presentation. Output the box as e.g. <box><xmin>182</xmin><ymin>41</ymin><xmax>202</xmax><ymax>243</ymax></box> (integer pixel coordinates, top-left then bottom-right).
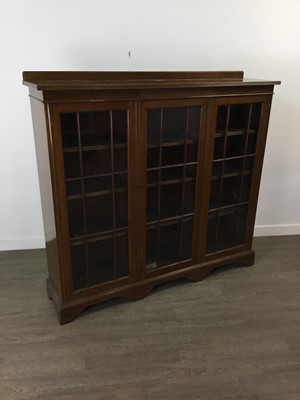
<box><xmin>23</xmin><ymin>71</ymin><xmax>280</xmax><ymax>324</ymax></box>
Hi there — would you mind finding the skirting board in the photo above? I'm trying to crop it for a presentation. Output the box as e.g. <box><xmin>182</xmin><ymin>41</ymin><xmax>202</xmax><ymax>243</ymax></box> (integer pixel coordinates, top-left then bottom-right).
<box><xmin>0</xmin><ymin>225</ymin><xmax>299</xmax><ymax>251</ymax></box>
<box><xmin>254</xmin><ymin>224</ymin><xmax>300</xmax><ymax>237</ymax></box>
<box><xmin>0</xmin><ymin>236</ymin><xmax>45</xmax><ymax>251</ymax></box>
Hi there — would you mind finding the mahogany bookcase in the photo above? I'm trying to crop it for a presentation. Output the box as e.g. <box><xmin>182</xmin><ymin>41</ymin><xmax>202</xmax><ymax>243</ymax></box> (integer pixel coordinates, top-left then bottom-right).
<box><xmin>23</xmin><ymin>71</ymin><xmax>280</xmax><ymax>324</ymax></box>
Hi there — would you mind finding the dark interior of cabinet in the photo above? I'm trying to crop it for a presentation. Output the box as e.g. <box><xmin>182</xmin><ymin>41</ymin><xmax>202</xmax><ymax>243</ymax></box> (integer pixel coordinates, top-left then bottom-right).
<box><xmin>146</xmin><ymin>106</ymin><xmax>201</xmax><ymax>271</ymax></box>
<box><xmin>60</xmin><ymin>110</ymin><xmax>129</xmax><ymax>291</ymax></box>
<box><xmin>206</xmin><ymin>102</ymin><xmax>261</xmax><ymax>254</ymax></box>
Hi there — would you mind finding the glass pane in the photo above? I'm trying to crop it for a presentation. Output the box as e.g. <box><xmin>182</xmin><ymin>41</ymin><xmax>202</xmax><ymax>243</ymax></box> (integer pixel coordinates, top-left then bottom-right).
<box><xmin>146</xmin><ymin>225</ymin><xmax>158</xmax><ymax>270</ymax></box>
<box><xmin>247</xmin><ymin>134</ymin><xmax>257</xmax><ymax>154</ymax></box>
<box><xmin>61</xmin><ymin>113</ymin><xmax>78</xmax><ymax>148</ymax></box>
<box><xmin>228</xmin><ymin>104</ymin><xmax>250</xmax><ymax>132</ymax></box>
<box><xmin>181</xmin><ymin>218</ymin><xmax>193</xmax><ymax>260</ymax></box>
<box><xmin>88</xmin><ymin>237</ymin><xmax>114</xmax><ymax>285</ymax></box>
<box><xmin>183</xmin><ymin>180</ymin><xmax>196</xmax><ymax>214</ymax></box>
<box><xmin>62</xmin><ymin>107</ymin><xmax>130</xmax><ymax>292</ymax></box>
<box><xmin>71</xmin><ymin>244</ymin><xmax>87</xmax><ymax>291</ymax></box>
<box><xmin>84</xmin><ymin>175</ymin><xmax>112</xmax><ymax>194</ymax></box>
<box><xmin>236</xmin><ymin>205</ymin><xmax>248</xmax><ymax>245</ymax></box>
<box><xmin>162</xmin><ymin>145</ymin><xmax>184</xmax><ymax>166</ymax></box>
<box><xmin>147</xmin><ymin>109</ymin><xmax>161</xmax><ymax>146</ymax></box>
<box><xmin>185</xmin><ymin>164</ymin><xmax>197</xmax><ymax>179</ymax></box>
<box><xmin>160</xmin><ymin>183</ymin><xmax>182</xmax><ymax>219</ymax></box>
<box><xmin>80</xmin><ymin>111</ymin><xmax>110</xmax><ymax>146</ymax></box>
<box><xmin>212</xmin><ymin>161</ymin><xmax>223</xmax><ymax>179</ymax></box>
<box><xmin>159</xmin><ymin>221</ymin><xmax>181</xmax><ymax>266</ymax></box>
<box><xmin>187</xmin><ymin>106</ymin><xmax>201</xmax><ymax>140</ymax></box>
<box><xmin>206</xmin><ymin>102</ymin><xmax>260</xmax><ymax>255</ymax></box>
<box><xmin>66</xmin><ymin>179</ymin><xmax>81</xmax><ymax>196</ymax></box>
<box><xmin>221</xmin><ymin>175</ymin><xmax>242</xmax><ymax>206</ymax></box>
<box><xmin>82</xmin><ymin>150</ymin><xmax>111</xmax><ymax>176</ymax></box>
<box><xmin>64</xmin><ymin>152</ymin><xmax>80</xmax><ymax>179</ymax></box>
<box><xmin>241</xmin><ymin>174</ymin><xmax>252</xmax><ymax>202</ymax></box>
<box><xmin>245</xmin><ymin>156</ymin><xmax>255</xmax><ymax>172</ymax></box>
<box><xmin>146</xmin><ymin>105</ymin><xmax>200</xmax><ymax>271</ymax></box>
<box><xmin>186</xmin><ymin>142</ymin><xmax>198</xmax><ymax>163</ymax></box>
<box><xmin>115</xmin><ymin>191</ymin><xmax>128</xmax><ymax>228</ymax></box>
<box><xmin>216</xmin><ymin>105</ymin><xmax>228</xmax><ymax>133</ymax></box>
<box><xmin>206</xmin><ymin>211</ymin><xmax>217</xmax><ymax>253</ymax></box>
<box><xmin>224</xmin><ymin>158</ymin><xmax>243</xmax><ymax>176</ymax></box>
<box><xmin>161</xmin><ymin>166</ymin><xmax>183</xmax><ymax>182</ymax></box>
<box><xmin>147</xmin><ymin>186</ymin><xmax>158</xmax><ymax>222</ymax></box>
<box><xmin>113</xmin><ymin>110</ymin><xmax>127</xmax><ymax>144</ymax></box>
<box><xmin>250</xmin><ymin>103</ymin><xmax>262</xmax><ymax>131</ymax></box>
<box><xmin>114</xmin><ymin>148</ymin><xmax>127</xmax><ymax>172</ymax></box>
<box><xmin>226</xmin><ymin>135</ymin><xmax>246</xmax><ymax>158</ymax></box>
<box><xmin>147</xmin><ymin>148</ymin><xmax>160</xmax><ymax>168</ymax></box>
<box><xmin>209</xmin><ymin>180</ymin><xmax>220</xmax><ymax>210</ymax></box>
<box><xmin>85</xmin><ymin>194</ymin><xmax>113</xmax><ymax>234</ymax></box>
<box><xmin>116</xmin><ymin>232</ymin><xmax>129</xmax><ymax>278</ymax></box>
<box><xmin>68</xmin><ymin>199</ymin><xmax>84</xmax><ymax>238</ymax></box>
<box><xmin>162</xmin><ymin>107</ymin><xmax>187</xmax><ymax>142</ymax></box>
<box><xmin>147</xmin><ymin>169</ymin><xmax>159</xmax><ymax>185</ymax></box>
<box><xmin>213</xmin><ymin>136</ymin><xmax>225</xmax><ymax>160</ymax></box>
<box><xmin>115</xmin><ymin>173</ymin><xmax>127</xmax><ymax>189</ymax></box>
<box><xmin>217</xmin><ymin>207</ymin><xmax>238</xmax><ymax>251</ymax></box>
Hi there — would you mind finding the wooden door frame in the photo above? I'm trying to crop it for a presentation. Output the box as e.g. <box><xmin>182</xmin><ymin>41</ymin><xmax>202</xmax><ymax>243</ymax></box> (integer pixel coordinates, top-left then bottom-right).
<box><xmin>139</xmin><ymin>98</ymin><xmax>209</xmax><ymax>280</ymax></box>
<box><xmin>48</xmin><ymin>100</ymin><xmax>139</xmax><ymax>300</ymax></box>
<box><xmin>198</xmin><ymin>94</ymin><xmax>273</xmax><ymax>262</ymax></box>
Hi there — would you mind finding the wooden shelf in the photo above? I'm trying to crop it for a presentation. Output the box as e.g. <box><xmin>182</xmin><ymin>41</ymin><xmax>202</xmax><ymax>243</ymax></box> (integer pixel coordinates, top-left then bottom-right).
<box><xmin>63</xmin><ymin>143</ymin><xmax>127</xmax><ymax>153</ymax></box>
<box><xmin>215</xmin><ymin>129</ymin><xmax>256</xmax><ymax>137</ymax></box>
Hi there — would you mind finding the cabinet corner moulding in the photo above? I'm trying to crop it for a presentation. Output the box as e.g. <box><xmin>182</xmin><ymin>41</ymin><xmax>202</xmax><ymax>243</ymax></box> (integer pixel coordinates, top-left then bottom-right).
<box><xmin>23</xmin><ymin>70</ymin><xmax>280</xmax><ymax>324</ymax></box>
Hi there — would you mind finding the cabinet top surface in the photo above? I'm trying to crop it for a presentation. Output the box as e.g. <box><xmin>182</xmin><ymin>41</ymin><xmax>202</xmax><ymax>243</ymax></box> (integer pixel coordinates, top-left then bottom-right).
<box><xmin>23</xmin><ymin>71</ymin><xmax>281</xmax><ymax>91</ymax></box>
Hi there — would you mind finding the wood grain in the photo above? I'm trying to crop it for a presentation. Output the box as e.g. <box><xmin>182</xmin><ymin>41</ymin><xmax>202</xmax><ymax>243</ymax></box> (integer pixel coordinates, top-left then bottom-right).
<box><xmin>0</xmin><ymin>236</ymin><xmax>299</xmax><ymax>399</ymax></box>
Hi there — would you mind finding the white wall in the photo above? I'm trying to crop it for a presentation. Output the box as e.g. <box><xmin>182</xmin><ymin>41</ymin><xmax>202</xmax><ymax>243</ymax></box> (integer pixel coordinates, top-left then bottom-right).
<box><xmin>0</xmin><ymin>0</ymin><xmax>299</xmax><ymax>250</ymax></box>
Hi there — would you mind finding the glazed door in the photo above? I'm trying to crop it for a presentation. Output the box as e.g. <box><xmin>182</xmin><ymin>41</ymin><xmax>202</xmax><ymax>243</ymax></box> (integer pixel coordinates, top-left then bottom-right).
<box><xmin>51</xmin><ymin>101</ymin><xmax>138</xmax><ymax>296</ymax></box>
<box><xmin>140</xmin><ymin>99</ymin><xmax>208</xmax><ymax>277</ymax></box>
<box><xmin>203</xmin><ymin>95</ymin><xmax>272</xmax><ymax>258</ymax></box>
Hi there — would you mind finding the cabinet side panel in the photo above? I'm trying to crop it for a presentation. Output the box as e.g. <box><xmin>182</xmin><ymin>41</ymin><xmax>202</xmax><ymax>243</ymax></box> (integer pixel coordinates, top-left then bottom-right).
<box><xmin>29</xmin><ymin>97</ymin><xmax>62</xmax><ymax>298</ymax></box>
